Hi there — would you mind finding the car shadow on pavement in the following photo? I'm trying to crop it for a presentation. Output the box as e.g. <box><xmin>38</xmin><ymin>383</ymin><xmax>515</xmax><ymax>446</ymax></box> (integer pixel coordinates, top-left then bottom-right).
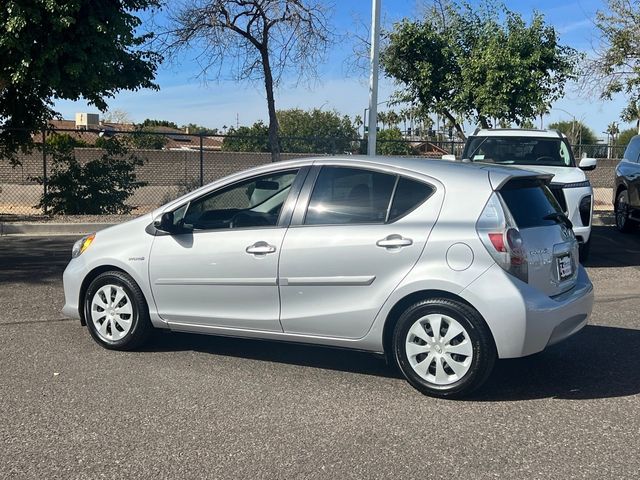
<box><xmin>146</xmin><ymin>324</ymin><xmax>640</xmax><ymax>401</ymax></box>
<box><xmin>145</xmin><ymin>330</ymin><xmax>402</xmax><ymax>379</ymax></box>
<box><xmin>472</xmin><ymin>325</ymin><xmax>640</xmax><ymax>401</ymax></box>
<box><xmin>585</xmin><ymin>225</ymin><xmax>640</xmax><ymax>268</ymax></box>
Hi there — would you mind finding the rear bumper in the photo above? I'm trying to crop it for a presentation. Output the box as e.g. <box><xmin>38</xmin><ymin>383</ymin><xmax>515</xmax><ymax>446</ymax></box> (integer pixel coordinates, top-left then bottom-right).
<box><xmin>460</xmin><ymin>264</ymin><xmax>594</xmax><ymax>358</ymax></box>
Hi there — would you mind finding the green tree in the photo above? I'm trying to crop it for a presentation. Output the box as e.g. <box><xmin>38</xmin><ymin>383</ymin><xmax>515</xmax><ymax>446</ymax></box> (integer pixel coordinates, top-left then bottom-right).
<box><xmin>45</xmin><ymin>133</ymin><xmax>88</xmax><ymax>150</ymax></box>
<box><xmin>162</xmin><ymin>1</ymin><xmax>335</xmax><ymax>162</ymax></box>
<box><xmin>278</xmin><ymin>109</ymin><xmax>357</xmax><ymax>153</ymax></box>
<box><xmin>377</xmin><ymin>128</ymin><xmax>412</xmax><ymax>155</ymax></box>
<box><xmin>548</xmin><ymin>120</ymin><xmax>598</xmax><ymax>144</ymax></box>
<box><xmin>617</xmin><ymin>128</ymin><xmax>637</xmax><ymax>148</ymax></box>
<box><xmin>621</xmin><ymin>101</ymin><xmax>640</xmax><ymax>134</ymax></box>
<box><xmin>589</xmin><ymin>1</ymin><xmax>640</xmax><ymax>101</ymax></box>
<box><xmin>0</xmin><ymin>0</ymin><xmax>160</xmax><ymax>158</ymax></box>
<box><xmin>124</xmin><ymin>126</ymin><xmax>169</xmax><ymax>150</ymax></box>
<box><xmin>141</xmin><ymin>119</ymin><xmax>179</xmax><ymax>129</ymax></box>
<box><xmin>33</xmin><ymin>137</ymin><xmax>146</xmax><ymax>215</ymax></box>
<box><xmin>222</xmin><ymin>122</ymin><xmax>270</xmax><ymax>152</ymax></box>
<box><xmin>381</xmin><ymin>1</ymin><xmax>577</xmax><ymax>139</ymax></box>
<box><xmin>222</xmin><ymin>109</ymin><xmax>358</xmax><ymax>154</ymax></box>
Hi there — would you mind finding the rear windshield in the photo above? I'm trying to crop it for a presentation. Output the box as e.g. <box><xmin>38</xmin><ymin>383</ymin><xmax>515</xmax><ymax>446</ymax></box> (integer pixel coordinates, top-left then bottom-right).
<box><xmin>499</xmin><ymin>179</ymin><xmax>563</xmax><ymax>229</ymax></box>
<box><xmin>464</xmin><ymin>136</ymin><xmax>575</xmax><ymax>167</ymax></box>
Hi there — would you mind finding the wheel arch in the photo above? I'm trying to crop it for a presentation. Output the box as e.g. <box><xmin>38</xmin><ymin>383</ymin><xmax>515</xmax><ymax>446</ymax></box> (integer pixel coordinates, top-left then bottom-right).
<box><xmin>381</xmin><ymin>289</ymin><xmax>497</xmax><ymax>360</ymax></box>
<box><xmin>78</xmin><ymin>265</ymin><xmax>129</xmax><ymax>326</ymax></box>
<box><xmin>615</xmin><ymin>183</ymin><xmax>627</xmax><ymax>206</ymax></box>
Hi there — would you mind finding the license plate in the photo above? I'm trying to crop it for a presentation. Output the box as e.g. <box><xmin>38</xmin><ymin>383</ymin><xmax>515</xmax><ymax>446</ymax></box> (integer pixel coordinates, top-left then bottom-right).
<box><xmin>557</xmin><ymin>254</ymin><xmax>573</xmax><ymax>280</ymax></box>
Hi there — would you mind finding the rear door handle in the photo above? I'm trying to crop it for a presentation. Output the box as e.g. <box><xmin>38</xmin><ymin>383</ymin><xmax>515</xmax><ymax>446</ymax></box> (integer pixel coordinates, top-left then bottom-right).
<box><xmin>246</xmin><ymin>241</ymin><xmax>277</xmax><ymax>255</ymax></box>
<box><xmin>376</xmin><ymin>235</ymin><xmax>413</xmax><ymax>248</ymax></box>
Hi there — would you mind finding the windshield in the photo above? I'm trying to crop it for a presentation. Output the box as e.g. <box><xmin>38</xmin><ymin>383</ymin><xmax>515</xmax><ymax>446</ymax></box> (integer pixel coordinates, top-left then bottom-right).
<box><xmin>464</xmin><ymin>136</ymin><xmax>575</xmax><ymax>167</ymax></box>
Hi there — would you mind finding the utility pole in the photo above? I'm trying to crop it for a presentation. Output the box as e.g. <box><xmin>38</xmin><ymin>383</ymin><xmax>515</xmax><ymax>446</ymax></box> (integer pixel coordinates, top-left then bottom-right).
<box><xmin>367</xmin><ymin>0</ymin><xmax>381</xmax><ymax>156</ymax></box>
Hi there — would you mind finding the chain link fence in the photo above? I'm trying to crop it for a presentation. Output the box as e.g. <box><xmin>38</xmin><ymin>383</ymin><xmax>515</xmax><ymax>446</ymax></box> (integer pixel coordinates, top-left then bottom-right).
<box><xmin>0</xmin><ymin>128</ymin><xmax>620</xmax><ymax>218</ymax></box>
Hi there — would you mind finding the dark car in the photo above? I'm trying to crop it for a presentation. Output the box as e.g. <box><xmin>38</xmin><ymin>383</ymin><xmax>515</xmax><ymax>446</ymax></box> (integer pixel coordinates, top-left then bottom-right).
<box><xmin>614</xmin><ymin>135</ymin><xmax>640</xmax><ymax>232</ymax></box>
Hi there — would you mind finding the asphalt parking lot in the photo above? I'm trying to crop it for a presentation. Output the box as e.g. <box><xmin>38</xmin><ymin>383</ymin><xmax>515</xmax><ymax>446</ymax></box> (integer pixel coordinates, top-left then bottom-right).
<box><xmin>1</xmin><ymin>225</ymin><xmax>639</xmax><ymax>479</ymax></box>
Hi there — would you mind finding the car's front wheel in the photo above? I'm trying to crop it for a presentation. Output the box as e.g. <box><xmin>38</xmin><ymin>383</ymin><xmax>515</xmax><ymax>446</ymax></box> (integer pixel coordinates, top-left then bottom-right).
<box><xmin>615</xmin><ymin>189</ymin><xmax>638</xmax><ymax>233</ymax></box>
<box><xmin>84</xmin><ymin>271</ymin><xmax>152</xmax><ymax>350</ymax></box>
<box><xmin>392</xmin><ymin>298</ymin><xmax>496</xmax><ymax>398</ymax></box>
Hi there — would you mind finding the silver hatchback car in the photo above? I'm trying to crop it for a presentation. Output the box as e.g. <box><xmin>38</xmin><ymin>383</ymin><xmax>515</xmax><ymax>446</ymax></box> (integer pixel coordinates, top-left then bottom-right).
<box><xmin>62</xmin><ymin>157</ymin><xmax>594</xmax><ymax>398</ymax></box>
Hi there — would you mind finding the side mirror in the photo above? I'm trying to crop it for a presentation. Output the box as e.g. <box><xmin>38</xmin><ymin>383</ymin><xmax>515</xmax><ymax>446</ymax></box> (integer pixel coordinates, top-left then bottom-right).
<box><xmin>441</xmin><ymin>154</ymin><xmax>456</xmax><ymax>161</ymax></box>
<box><xmin>578</xmin><ymin>157</ymin><xmax>597</xmax><ymax>171</ymax></box>
<box><xmin>154</xmin><ymin>211</ymin><xmax>176</xmax><ymax>233</ymax></box>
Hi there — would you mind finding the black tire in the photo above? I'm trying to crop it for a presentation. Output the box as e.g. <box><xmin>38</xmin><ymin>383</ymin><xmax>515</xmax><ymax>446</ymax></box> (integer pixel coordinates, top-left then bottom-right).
<box><xmin>392</xmin><ymin>298</ymin><xmax>496</xmax><ymax>399</ymax></box>
<box><xmin>615</xmin><ymin>189</ymin><xmax>638</xmax><ymax>233</ymax></box>
<box><xmin>579</xmin><ymin>240</ymin><xmax>591</xmax><ymax>264</ymax></box>
<box><xmin>84</xmin><ymin>271</ymin><xmax>152</xmax><ymax>350</ymax></box>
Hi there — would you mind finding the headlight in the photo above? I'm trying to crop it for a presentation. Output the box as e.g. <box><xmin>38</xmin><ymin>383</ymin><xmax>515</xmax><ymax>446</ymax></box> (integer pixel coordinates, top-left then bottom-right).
<box><xmin>72</xmin><ymin>233</ymin><xmax>96</xmax><ymax>258</ymax></box>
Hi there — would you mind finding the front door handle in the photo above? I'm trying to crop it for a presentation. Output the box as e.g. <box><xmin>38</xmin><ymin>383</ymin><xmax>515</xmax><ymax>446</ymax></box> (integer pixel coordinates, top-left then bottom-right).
<box><xmin>376</xmin><ymin>235</ymin><xmax>413</xmax><ymax>249</ymax></box>
<box><xmin>246</xmin><ymin>241</ymin><xmax>277</xmax><ymax>255</ymax></box>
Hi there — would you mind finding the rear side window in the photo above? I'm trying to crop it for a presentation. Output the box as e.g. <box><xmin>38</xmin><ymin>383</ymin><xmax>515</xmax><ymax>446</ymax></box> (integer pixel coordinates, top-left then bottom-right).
<box><xmin>305</xmin><ymin>167</ymin><xmax>396</xmax><ymax>225</ymax></box>
<box><xmin>388</xmin><ymin>177</ymin><xmax>434</xmax><ymax>221</ymax></box>
<box><xmin>499</xmin><ymin>179</ymin><xmax>562</xmax><ymax>229</ymax></box>
<box><xmin>304</xmin><ymin>167</ymin><xmax>434</xmax><ymax>225</ymax></box>
<box><xmin>624</xmin><ymin>137</ymin><xmax>640</xmax><ymax>163</ymax></box>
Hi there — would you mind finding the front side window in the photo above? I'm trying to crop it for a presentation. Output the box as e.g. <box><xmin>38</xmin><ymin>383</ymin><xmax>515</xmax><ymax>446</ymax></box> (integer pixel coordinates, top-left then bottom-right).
<box><xmin>464</xmin><ymin>136</ymin><xmax>575</xmax><ymax>167</ymax></box>
<box><xmin>181</xmin><ymin>170</ymin><xmax>298</xmax><ymax>230</ymax></box>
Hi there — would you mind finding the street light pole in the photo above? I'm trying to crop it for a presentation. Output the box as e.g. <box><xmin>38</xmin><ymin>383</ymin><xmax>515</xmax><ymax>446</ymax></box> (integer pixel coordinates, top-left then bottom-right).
<box><xmin>367</xmin><ymin>0</ymin><xmax>381</xmax><ymax>156</ymax></box>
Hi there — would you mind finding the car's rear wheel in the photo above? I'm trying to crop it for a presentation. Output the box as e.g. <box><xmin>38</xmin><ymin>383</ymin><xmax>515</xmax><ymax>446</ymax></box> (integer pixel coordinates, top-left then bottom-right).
<box><xmin>392</xmin><ymin>298</ymin><xmax>496</xmax><ymax>399</ymax></box>
<box><xmin>615</xmin><ymin>189</ymin><xmax>638</xmax><ymax>233</ymax></box>
<box><xmin>84</xmin><ymin>271</ymin><xmax>152</xmax><ymax>350</ymax></box>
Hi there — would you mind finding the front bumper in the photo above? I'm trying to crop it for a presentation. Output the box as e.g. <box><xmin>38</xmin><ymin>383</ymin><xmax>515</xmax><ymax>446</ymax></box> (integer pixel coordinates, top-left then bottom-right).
<box><xmin>461</xmin><ymin>263</ymin><xmax>594</xmax><ymax>358</ymax></box>
<box><xmin>62</xmin><ymin>257</ymin><xmax>87</xmax><ymax>321</ymax></box>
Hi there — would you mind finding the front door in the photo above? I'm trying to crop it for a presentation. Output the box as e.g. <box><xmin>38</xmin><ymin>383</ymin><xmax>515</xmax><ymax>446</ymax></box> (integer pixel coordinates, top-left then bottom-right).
<box><xmin>148</xmin><ymin>168</ymin><xmax>302</xmax><ymax>331</ymax></box>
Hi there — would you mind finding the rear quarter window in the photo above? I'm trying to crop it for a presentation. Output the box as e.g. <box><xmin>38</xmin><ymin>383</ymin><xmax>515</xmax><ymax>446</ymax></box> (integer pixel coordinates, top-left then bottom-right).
<box><xmin>499</xmin><ymin>179</ymin><xmax>562</xmax><ymax>229</ymax></box>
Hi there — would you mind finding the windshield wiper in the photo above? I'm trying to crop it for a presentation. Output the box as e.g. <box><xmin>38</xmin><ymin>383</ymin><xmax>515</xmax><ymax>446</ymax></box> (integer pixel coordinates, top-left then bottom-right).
<box><xmin>543</xmin><ymin>212</ymin><xmax>573</xmax><ymax>229</ymax></box>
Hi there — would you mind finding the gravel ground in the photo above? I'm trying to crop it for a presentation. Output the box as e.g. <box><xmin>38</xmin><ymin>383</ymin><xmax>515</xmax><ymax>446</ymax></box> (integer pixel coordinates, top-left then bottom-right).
<box><xmin>1</xmin><ymin>225</ymin><xmax>639</xmax><ymax>479</ymax></box>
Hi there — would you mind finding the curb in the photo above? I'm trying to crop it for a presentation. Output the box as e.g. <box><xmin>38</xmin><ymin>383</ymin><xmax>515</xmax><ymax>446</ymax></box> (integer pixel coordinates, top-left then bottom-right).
<box><xmin>0</xmin><ymin>222</ymin><xmax>115</xmax><ymax>236</ymax></box>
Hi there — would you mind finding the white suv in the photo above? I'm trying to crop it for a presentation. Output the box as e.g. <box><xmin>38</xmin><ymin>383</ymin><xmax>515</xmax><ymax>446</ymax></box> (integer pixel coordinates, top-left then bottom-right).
<box><xmin>457</xmin><ymin>129</ymin><xmax>597</xmax><ymax>261</ymax></box>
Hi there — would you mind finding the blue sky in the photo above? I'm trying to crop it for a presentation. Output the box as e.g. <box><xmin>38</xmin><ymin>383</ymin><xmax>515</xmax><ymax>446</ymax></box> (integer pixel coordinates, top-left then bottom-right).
<box><xmin>56</xmin><ymin>0</ymin><xmax>629</xmax><ymax>139</ymax></box>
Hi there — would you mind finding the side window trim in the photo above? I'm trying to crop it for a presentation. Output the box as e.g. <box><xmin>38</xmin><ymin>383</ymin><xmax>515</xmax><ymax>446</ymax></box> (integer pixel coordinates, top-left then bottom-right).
<box><xmin>384</xmin><ymin>175</ymin><xmax>401</xmax><ymax>223</ymax></box>
<box><xmin>174</xmin><ymin>167</ymin><xmax>303</xmax><ymax>232</ymax></box>
<box><xmin>289</xmin><ymin>164</ymin><xmax>436</xmax><ymax>227</ymax></box>
<box><xmin>290</xmin><ymin>165</ymin><xmax>322</xmax><ymax>226</ymax></box>
<box><xmin>276</xmin><ymin>165</ymin><xmax>311</xmax><ymax>227</ymax></box>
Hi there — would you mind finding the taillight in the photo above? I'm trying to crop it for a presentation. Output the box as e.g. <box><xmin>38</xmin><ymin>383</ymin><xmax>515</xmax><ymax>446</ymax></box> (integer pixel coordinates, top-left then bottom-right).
<box><xmin>476</xmin><ymin>193</ymin><xmax>529</xmax><ymax>283</ymax></box>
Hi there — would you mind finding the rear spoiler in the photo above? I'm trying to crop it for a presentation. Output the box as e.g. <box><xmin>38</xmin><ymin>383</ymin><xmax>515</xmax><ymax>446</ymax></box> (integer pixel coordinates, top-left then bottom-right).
<box><xmin>487</xmin><ymin>168</ymin><xmax>554</xmax><ymax>190</ymax></box>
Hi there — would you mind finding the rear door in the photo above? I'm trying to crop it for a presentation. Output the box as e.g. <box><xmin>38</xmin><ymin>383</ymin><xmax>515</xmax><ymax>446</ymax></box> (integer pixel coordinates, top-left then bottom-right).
<box><xmin>499</xmin><ymin>178</ymin><xmax>579</xmax><ymax>296</ymax></box>
<box><xmin>277</xmin><ymin>164</ymin><xmax>442</xmax><ymax>339</ymax></box>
